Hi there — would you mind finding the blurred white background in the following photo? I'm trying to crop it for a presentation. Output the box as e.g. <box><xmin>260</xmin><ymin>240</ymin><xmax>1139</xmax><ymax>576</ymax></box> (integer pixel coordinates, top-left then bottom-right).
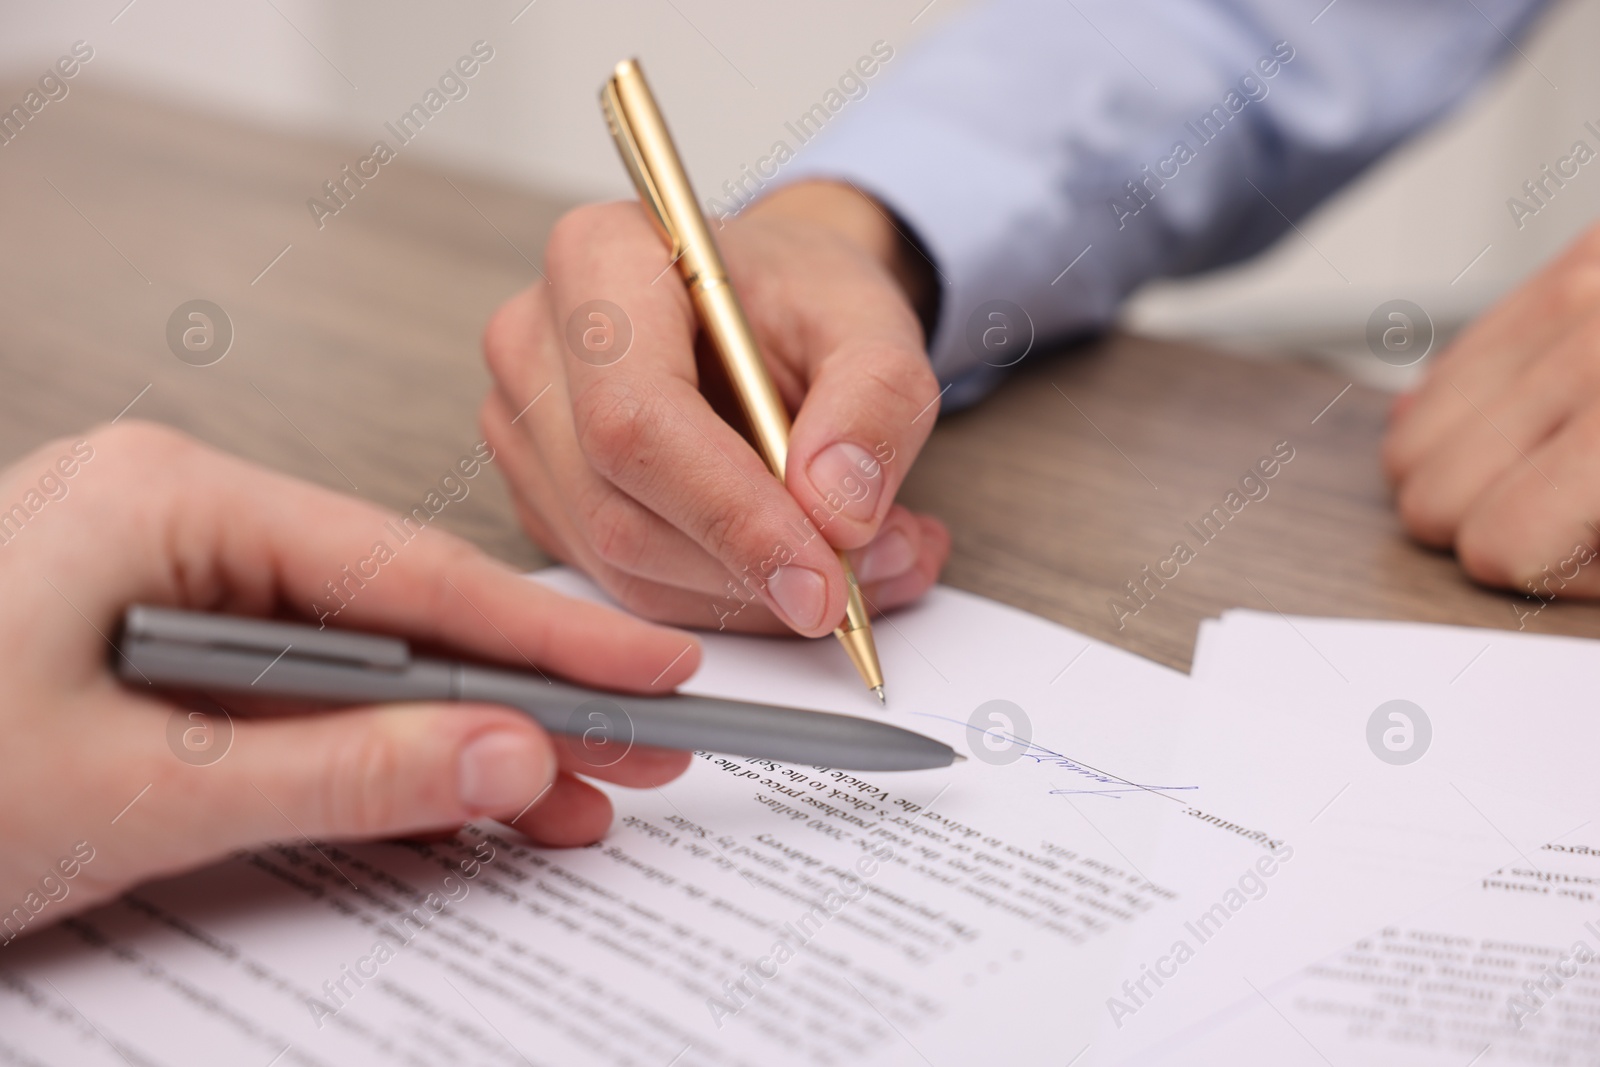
<box><xmin>5</xmin><ymin>0</ymin><xmax>1598</xmax><ymax>388</ymax></box>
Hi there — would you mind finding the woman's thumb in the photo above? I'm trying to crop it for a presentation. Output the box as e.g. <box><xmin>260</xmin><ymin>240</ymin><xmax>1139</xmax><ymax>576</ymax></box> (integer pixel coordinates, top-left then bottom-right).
<box><xmin>190</xmin><ymin>704</ymin><xmax>557</xmax><ymax>848</ymax></box>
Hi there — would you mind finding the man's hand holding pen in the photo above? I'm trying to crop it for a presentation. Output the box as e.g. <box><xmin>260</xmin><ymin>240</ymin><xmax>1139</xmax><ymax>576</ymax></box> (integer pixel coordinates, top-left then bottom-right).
<box><xmin>479</xmin><ymin>180</ymin><xmax>950</xmax><ymax>640</ymax></box>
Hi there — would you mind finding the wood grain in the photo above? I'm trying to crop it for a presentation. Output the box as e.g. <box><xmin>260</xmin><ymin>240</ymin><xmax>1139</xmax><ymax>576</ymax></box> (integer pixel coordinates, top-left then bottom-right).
<box><xmin>898</xmin><ymin>340</ymin><xmax>1600</xmax><ymax>669</ymax></box>
<box><xmin>4</xmin><ymin>83</ymin><xmax>1596</xmax><ymax>670</ymax></box>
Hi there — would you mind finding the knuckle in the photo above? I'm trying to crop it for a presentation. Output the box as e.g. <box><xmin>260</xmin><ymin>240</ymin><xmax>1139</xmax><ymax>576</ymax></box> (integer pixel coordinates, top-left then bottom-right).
<box><xmin>1559</xmin><ymin>407</ymin><xmax>1600</xmax><ymax>470</ymax></box>
<box><xmin>546</xmin><ymin>202</ymin><xmax>636</xmax><ymax>266</ymax></box>
<box><xmin>1577</xmin><ymin>408</ymin><xmax>1600</xmax><ymax>452</ymax></box>
<box><xmin>477</xmin><ymin>394</ymin><xmax>506</xmax><ymax>447</ymax></box>
<box><xmin>1540</xmin><ymin>262</ymin><xmax>1600</xmax><ymax>323</ymax></box>
<box><xmin>1395</xmin><ymin>476</ymin><xmax>1455</xmax><ymax>549</ymax></box>
<box><xmin>481</xmin><ymin>294</ymin><xmax>542</xmax><ymax>387</ymax></box>
<box><xmin>420</xmin><ymin>553</ymin><xmax>484</xmax><ymax>630</ymax></box>
<box><xmin>599</xmin><ymin>570</ymin><xmax>667</xmax><ymax>622</ymax></box>
<box><xmin>583</xmin><ymin>489</ymin><xmax>648</xmax><ymax>573</ymax></box>
<box><xmin>81</xmin><ymin>422</ymin><xmax>209</xmax><ymax>494</ymax></box>
<box><xmin>1574</xmin><ymin>221</ymin><xmax>1600</xmax><ymax>264</ymax></box>
<box><xmin>859</xmin><ymin>340</ymin><xmax>939</xmax><ymax>413</ymax></box>
<box><xmin>899</xmin><ymin>352</ymin><xmax>942</xmax><ymax>408</ymax></box>
<box><xmin>545</xmin><ymin>211</ymin><xmax>590</xmax><ymax>269</ymax></box>
<box><xmin>572</xmin><ymin>375</ymin><xmax>655</xmax><ymax>477</ymax></box>
<box><xmin>1380</xmin><ymin>425</ymin><xmax>1421</xmax><ymax>486</ymax></box>
<box><xmin>697</xmin><ymin>500</ymin><xmax>762</xmax><ymax>564</ymax></box>
<box><xmin>432</xmin><ymin>527</ymin><xmax>484</xmax><ymax>572</ymax></box>
<box><xmin>481</xmin><ymin>300</ymin><xmax>520</xmax><ymax>381</ymax></box>
<box><xmin>96</xmin><ymin>419</ymin><xmax>193</xmax><ymax>461</ymax></box>
<box><xmin>321</xmin><ymin>728</ymin><xmax>403</xmax><ymax>836</ymax></box>
<box><xmin>1455</xmin><ymin>518</ymin><xmax>1517</xmax><ymax>588</ymax></box>
<box><xmin>1563</xmin><ymin>322</ymin><xmax>1600</xmax><ymax>392</ymax></box>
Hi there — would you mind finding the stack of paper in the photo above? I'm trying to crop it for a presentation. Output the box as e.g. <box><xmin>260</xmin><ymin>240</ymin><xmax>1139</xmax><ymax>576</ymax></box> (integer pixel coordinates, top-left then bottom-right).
<box><xmin>1140</xmin><ymin>611</ymin><xmax>1600</xmax><ymax>1065</ymax></box>
<box><xmin>1</xmin><ymin>577</ymin><xmax>1596</xmax><ymax>1066</ymax></box>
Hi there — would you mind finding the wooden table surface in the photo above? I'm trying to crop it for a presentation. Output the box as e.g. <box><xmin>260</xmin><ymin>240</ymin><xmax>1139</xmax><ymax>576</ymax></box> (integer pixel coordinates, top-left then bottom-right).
<box><xmin>6</xmin><ymin>83</ymin><xmax>1597</xmax><ymax>671</ymax></box>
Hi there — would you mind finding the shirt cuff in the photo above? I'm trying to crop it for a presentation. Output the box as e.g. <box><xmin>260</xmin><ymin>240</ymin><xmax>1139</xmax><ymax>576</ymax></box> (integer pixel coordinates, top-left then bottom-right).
<box><xmin>769</xmin><ymin>109</ymin><xmax>1117</xmax><ymax>398</ymax></box>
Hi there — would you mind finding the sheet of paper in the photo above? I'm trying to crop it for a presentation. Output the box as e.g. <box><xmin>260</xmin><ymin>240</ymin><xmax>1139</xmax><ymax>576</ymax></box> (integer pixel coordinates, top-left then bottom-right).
<box><xmin>1191</xmin><ymin>609</ymin><xmax>1600</xmax><ymax>816</ymax></box>
<box><xmin>1160</xmin><ymin>610</ymin><xmax>1600</xmax><ymax>1064</ymax></box>
<box><xmin>1136</xmin><ymin>844</ymin><xmax>1600</xmax><ymax>1065</ymax></box>
<box><xmin>1070</xmin><ymin>680</ymin><xmax>1586</xmax><ymax>1062</ymax></box>
<box><xmin>0</xmin><ymin>581</ymin><xmax>1584</xmax><ymax>1066</ymax></box>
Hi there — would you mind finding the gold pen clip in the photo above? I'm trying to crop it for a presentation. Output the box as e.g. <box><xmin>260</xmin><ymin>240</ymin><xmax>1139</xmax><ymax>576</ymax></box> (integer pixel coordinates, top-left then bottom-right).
<box><xmin>601</xmin><ymin>66</ymin><xmax>683</xmax><ymax>260</ymax></box>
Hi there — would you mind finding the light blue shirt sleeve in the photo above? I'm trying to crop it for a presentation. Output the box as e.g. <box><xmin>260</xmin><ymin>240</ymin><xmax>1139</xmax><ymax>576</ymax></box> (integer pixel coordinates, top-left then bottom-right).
<box><xmin>775</xmin><ymin>0</ymin><xmax>1551</xmax><ymax>402</ymax></box>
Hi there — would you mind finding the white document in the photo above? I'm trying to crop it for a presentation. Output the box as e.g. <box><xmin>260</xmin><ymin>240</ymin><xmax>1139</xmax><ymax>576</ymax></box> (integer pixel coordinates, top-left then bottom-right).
<box><xmin>1191</xmin><ymin>609</ymin><xmax>1600</xmax><ymax>816</ymax></box>
<box><xmin>0</xmin><ymin>582</ymin><xmax>1586</xmax><ymax>1066</ymax></box>
<box><xmin>1161</xmin><ymin>610</ymin><xmax>1600</xmax><ymax>1065</ymax></box>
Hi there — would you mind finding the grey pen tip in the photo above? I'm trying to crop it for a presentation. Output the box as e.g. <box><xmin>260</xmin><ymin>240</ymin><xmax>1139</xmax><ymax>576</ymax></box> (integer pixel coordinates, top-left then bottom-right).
<box><xmin>872</xmin><ymin>685</ymin><xmax>886</xmax><ymax>706</ymax></box>
<box><xmin>951</xmin><ymin>753</ymin><xmax>967</xmax><ymax>763</ymax></box>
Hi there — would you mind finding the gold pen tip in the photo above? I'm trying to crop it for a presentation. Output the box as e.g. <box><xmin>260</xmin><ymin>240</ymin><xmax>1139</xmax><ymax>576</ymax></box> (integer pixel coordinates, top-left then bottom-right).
<box><xmin>951</xmin><ymin>753</ymin><xmax>967</xmax><ymax>763</ymax></box>
<box><xmin>872</xmin><ymin>685</ymin><xmax>886</xmax><ymax>706</ymax></box>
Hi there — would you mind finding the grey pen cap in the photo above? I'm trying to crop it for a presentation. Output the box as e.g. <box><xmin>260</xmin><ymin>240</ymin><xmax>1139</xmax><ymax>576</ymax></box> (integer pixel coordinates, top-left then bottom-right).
<box><xmin>124</xmin><ymin>604</ymin><xmax>410</xmax><ymax>668</ymax></box>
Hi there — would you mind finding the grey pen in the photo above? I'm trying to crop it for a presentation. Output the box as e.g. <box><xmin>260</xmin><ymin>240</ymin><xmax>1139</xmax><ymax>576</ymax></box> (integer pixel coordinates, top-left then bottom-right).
<box><xmin>114</xmin><ymin>605</ymin><xmax>961</xmax><ymax>772</ymax></box>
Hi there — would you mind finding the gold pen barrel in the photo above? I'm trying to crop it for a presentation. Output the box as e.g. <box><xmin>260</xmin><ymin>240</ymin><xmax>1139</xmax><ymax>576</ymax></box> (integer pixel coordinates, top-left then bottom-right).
<box><xmin>602</xmin><ymin>58</ymin><xmax>886</xmax><ymax>702</ymax></box>
<box><xmin>605</xmin><ymin>62</ymin><xmax>725</xmax><ymax>296</ymax></box>
<box><xmin>689</xmin><ymin>278</ymin><xmax>789</xmax><ymax>475</ymax></box>
<box><xmin>608</xmin><ymin>61</ymin><xmax>791</xmax><ymax>475</ymax></box>
<box><xmin>694</xmin><ymin>276</ymin><xmax>881</xmax><ymax>693</ymax></box>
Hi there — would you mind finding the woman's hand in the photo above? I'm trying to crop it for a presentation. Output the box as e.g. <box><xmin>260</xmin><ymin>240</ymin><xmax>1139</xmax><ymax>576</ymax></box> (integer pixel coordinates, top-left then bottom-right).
<box><xmin>0</xmin><ymin>421</ymin><xmax>702</xmax><ymax>935</ymax></box>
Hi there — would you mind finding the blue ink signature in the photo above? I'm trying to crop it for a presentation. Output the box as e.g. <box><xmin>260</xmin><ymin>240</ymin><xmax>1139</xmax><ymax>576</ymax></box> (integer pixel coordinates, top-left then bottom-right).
<box><xmin>914</xmin><ymin>712</ymin><xmax>1199</xmax><ymax>800</ymax></box>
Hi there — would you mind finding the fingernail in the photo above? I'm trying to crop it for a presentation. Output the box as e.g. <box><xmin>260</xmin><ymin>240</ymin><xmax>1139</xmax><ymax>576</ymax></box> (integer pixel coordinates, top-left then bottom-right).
<box><xmin>767</xmin><ymin>565</ymin><xmax>827</xmax><ymax>631</ymax></box>
<box><xmin>807</xmin><ymin>443</ymin><xmax>883</xmax><ymax>524</ymax></box>
<box><xmin>854</xmin><ymin>530</ymin><xmax>914</xmax><ymax>583</ymax></box>
<box><xmin>459</xmin><ymin>731</ymin><xmax>550</xmax><ymax>813</ymax></box>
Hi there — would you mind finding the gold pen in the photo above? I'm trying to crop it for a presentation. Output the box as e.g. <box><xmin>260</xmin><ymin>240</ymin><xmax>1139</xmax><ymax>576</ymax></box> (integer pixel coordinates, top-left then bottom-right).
<box><xmin>601</xmin><ymin>58</ymin><xmax>886</xmax><ymax>705</ymax></box>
